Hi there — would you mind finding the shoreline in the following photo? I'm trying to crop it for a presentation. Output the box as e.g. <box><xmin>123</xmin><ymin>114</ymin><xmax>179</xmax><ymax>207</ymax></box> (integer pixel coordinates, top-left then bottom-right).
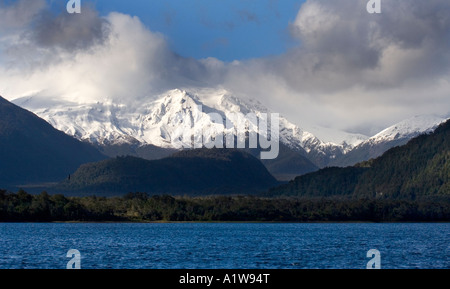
<box><xmin>2</xmin><ymin>190</ymin><xmax>449</xmax><ymax>223</ymax></box>
<box><xmin>1</xmin><ymin>220</ymin><xmax>449</xmax><ymax>224</ymax></box>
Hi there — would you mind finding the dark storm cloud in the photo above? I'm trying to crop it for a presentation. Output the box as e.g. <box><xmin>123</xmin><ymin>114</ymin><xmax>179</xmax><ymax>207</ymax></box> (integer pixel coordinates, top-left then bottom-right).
<box><xmin>281</xmin><ymin>0</ymin><xmax>450</xmax><ymax>92</ymax></box>
<box><xmin>0</xmin><ymin>0</ymin><xmax>46</xmax><ymax>32</ymax></box>
<box><xmin>30</xmin><ymin>4</ymin><xmax>110</xmax><ymax>52</ymax></box>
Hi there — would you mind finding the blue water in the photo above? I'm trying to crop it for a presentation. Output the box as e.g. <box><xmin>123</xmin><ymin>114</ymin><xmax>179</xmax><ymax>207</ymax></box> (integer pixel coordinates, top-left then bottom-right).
<box><xmin>0</xmin><ymin>223</ymin><xmax>448</xmax><ymax>269</ymax></box>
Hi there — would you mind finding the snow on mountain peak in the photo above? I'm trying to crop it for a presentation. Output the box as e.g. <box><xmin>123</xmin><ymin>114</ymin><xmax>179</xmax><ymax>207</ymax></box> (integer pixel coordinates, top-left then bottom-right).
<box><xmin>11</xmin><ymin>88</ymin><xmax>447</xmax><ymax>167</ymax></box>
<box><xmin>12</xmin><ymin>88</ymin><xmax>330</xmax><ymax>154</ymax></box>
<box><xmin>370</xmin><ymin>115</ymin><xmax>446</xmax><ymax>143</ymax></box>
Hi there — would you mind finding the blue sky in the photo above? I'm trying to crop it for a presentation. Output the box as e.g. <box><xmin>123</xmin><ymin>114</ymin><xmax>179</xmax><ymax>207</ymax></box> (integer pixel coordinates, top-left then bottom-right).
<box><xmin>91</xmin><ymin>0</ymin><xmax>304</xmax><ymax>61</ymax></box>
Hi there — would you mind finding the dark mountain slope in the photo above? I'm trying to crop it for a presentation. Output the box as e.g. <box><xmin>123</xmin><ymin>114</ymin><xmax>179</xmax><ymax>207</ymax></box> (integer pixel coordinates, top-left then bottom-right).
<box><xmin>0</xmin><ymin>96</ymin><xmax>106</xmax><ymax>188</ymax></box>
<box><xmin>353</xmin><ymin>120</ymin><xmax>450</xmax><ymax>198</ymax></box>
<box><xmin>97</xmin><ymin>136</ymin><xmax>319</xmax><ymax>181</ymax></box>
<box><xmin>329</xmin><ymin>138</ymin><xmax>411</xmax><ymax>168</ymax></box>
<box><xmin>244</xmin><ymin>142</ymin><xmax>319</xmax><ymax>181</ymax></box>
<box><xmin>55</xmin><ymin>148</ymin><xmax>279</xmax><ymax>196</ymax></box>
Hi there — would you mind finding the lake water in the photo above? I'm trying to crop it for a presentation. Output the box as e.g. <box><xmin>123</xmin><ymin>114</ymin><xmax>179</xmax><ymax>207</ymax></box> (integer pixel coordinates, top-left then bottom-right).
<box><xmin>0</xmin><ymin>223</ymin><xmax>448</xmax><ymax>269</ymax></box>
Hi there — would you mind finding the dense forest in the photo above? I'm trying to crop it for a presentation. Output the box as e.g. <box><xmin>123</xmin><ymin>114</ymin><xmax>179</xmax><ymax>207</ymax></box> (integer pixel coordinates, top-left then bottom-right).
<box><xmin>1</xmin><ymin>190</ymin><xmax>448</xmax><ymax>222</ymax></box>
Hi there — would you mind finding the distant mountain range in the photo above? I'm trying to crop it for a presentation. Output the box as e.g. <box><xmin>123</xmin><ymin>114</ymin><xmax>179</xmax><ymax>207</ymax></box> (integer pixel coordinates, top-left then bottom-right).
<box><xmin>1</xmin><ymin>93</ymin><xmax>448</xmax><ymax>199</ymax></box>
<box><xmin>328</xmin><ymin>115</ymin><xmax>448</xmax><ymax>167</ymax></box>
<box><xmin>268</xmin><ymin>119</ymin><xmax>450</xmax><ymax>199</ymax></box>
<box><xmin>13</xmin><ymin>88</ymin><xmax>447</xmax><ymax>180</ymax></box>
<box><xmin>0</xmin><ymin>96</ymin><xmax>106</xmax><ymax>189</ymax></box>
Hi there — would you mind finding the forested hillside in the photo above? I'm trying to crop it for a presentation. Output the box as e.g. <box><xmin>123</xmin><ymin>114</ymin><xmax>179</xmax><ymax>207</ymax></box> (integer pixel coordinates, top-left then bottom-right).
<box><xmin>268</xmin><ymin>120</ymin><xmax>450</xmax><ymax>199</ymax></box>
<box><xmin>55</xmin><ymin>149</ymin><xmax>279</xmax><ymax>196</ymax></box>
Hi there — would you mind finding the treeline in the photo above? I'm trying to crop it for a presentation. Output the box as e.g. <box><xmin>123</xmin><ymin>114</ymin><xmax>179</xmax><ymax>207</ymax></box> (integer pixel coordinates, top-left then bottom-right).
<box><xmin>1</xmin><ymin>190</ymin><xmax>449</xmax><ymax>222</ymax></box>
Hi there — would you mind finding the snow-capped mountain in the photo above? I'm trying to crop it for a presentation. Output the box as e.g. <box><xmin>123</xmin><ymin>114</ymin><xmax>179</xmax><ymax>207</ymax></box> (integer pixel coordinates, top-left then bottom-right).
<box><xmin>329</xmin><ymin>115</ymin><xmax>448</xmax><ymax>167</ymax></box>
<box><xmin>367</xmin><ymin>115</ymin><xmax>446</xmax><ymax>144</ymax></box>
<box><xmin>13</xmin><ymin>88</ymin><xmax>343</xmax><ymax>157</ymax></box>
<box><xmin>12</xmin><ymin>88</ymin><xmax>448</xmax><ymax>170</ymax></box>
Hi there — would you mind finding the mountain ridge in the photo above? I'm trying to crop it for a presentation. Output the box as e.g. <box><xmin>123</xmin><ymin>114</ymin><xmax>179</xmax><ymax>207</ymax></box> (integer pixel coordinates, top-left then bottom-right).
<box><xmin>12</xmin><ymin>89</ymin><xmax>448</xmax><ymax>172</ymax></box>
<box><xmin>329</xmin><ymin>115</ymin><xmax>447</xmax><ymax>167</ymax></box>
<box><xmin>267</xmin><ymin>119</ymin><xmax>450</xmax><ymax>199</ymax></box>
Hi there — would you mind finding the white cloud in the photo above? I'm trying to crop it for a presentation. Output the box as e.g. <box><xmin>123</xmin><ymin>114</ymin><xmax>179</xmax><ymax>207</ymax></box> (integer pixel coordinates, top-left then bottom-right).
<box><xmin>0</xmin><ymin>10</ymin><xmax>222</xmax><ymax>105</ymax></box>
<box><xmin>1</xmin><ymin>11</ymin><xmax>161</xmax><ymax>103</ymax></box>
